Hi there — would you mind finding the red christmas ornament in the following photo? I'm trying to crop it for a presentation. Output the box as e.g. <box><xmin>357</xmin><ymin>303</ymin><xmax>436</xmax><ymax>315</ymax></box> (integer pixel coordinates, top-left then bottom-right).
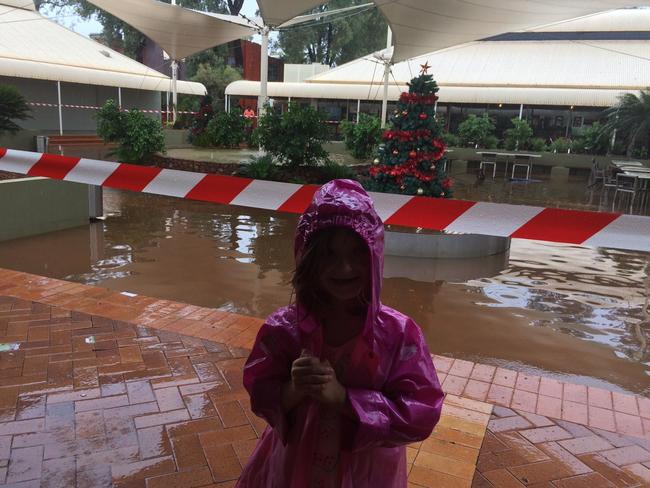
<box><xmin>409</xmin><ymin>150</ymin><xmax>417</xmax><ymax>159</ymax></box>
<box><xmin>419</xmin><ymin>113</ymin><xmax>428</xmax><ymax>120</ymax></box>
<box><xmin>402</xmin><ymin>110</ymin><xmax>408</xmax><ymax>116</ymax></box>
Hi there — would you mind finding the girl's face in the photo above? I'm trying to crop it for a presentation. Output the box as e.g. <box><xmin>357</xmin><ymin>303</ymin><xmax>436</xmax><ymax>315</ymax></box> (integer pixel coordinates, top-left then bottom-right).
<box><xmin>317</xmin><ymin>228</ymin><xmax>371</xmax><ymax>304</ymax></box>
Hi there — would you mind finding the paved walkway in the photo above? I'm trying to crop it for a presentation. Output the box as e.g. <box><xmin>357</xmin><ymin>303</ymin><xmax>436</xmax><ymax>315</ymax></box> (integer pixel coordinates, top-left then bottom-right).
<box><xmin>0</xmin><ymin>267</ymin><xmax>648</xmax><ymax>487</ymax></box>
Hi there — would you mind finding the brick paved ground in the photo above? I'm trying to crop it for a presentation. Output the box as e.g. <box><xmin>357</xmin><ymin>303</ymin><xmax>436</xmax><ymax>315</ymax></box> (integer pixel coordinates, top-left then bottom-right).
<box><xmin>0</xmin><ymin>294</ymin><xmax>490</xmax><ymax>487</ymax></box>
<box><xmin>0</xmin><ymin>267</ymin><xmax>648</xmax><ymax>487</ymax></box>
<box><xmin>472</xmin><ymin>406</ymin><xmax>650</xmax><ymax>487</ymax></box>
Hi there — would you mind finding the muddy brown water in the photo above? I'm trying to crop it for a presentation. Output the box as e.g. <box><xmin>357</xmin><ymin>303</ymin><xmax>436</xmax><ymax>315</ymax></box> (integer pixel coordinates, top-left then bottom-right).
<box><xmin>0</xmin><ymin>189</ymin><xmax>648</xmax><ymax>395</ymax></box>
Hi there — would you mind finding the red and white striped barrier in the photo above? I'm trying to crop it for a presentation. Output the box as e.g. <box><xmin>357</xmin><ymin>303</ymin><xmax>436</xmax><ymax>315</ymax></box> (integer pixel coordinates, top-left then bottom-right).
<box><xmin>1</xmin><ymin>148</ymin><xmax>648</xmax><ymax>252</ymax></box>
<box><xmin>27</xmin><ymin>102</ymin><xmax>197</xmax><ymax>115</ymax></box>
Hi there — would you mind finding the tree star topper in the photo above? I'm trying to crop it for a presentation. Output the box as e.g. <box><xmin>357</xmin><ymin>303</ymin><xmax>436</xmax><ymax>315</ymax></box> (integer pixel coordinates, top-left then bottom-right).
<box><xmin>419</xmin><ymin>61</ymin><xmax>431</xmax><ymax>74</ymax></box>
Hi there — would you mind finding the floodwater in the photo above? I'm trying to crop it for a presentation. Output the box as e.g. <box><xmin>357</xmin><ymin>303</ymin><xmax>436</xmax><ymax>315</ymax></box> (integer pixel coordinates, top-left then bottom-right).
<box><xmin>0</xmin><ymin>189</ymin><xmax>648</xmax><ymax>395</ymax></box>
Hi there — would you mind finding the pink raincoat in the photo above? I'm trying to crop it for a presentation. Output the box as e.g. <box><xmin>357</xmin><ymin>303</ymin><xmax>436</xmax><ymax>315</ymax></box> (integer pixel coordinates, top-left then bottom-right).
<box><xmin>236</xmin><ymin>180</ymin><xmax>444</xmax><ymax>487</ymax></box>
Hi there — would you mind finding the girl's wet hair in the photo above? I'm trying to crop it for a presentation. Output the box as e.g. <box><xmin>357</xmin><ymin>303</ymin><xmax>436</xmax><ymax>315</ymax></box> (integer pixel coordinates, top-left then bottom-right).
<box><xmin>292</xmin><ymin>226</ymin><xmax>369</xmax><ymax>321</ymax></box>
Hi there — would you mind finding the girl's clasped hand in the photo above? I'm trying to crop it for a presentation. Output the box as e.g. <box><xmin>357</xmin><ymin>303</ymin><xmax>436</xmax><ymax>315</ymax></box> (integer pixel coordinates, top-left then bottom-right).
<box><xmin>290</xmin><ymin>349</ymin><xmax>346</xmax><ymax>407</ymax></box>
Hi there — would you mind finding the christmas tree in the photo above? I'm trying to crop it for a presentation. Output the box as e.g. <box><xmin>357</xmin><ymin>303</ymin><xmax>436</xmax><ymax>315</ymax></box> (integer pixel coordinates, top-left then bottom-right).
<box><xmin>368</xmin><ymin>63</ymin><xmax>452</xmax><ymax>198</ymax></box>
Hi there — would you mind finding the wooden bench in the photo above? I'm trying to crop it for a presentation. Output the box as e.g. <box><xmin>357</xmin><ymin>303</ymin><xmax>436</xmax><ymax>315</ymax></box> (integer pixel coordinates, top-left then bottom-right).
<box><xmin>47</xmin><ymin>135</ymin><xmax>106</xmax><ymax>147</ymax></box>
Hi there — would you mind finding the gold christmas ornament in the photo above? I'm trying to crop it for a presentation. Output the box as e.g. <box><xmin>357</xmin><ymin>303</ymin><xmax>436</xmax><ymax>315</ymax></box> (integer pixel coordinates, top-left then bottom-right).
<box><xmin>373</xmin><ymin>158</ymin><xmax>380</xmax><ymax>165</ymax></box>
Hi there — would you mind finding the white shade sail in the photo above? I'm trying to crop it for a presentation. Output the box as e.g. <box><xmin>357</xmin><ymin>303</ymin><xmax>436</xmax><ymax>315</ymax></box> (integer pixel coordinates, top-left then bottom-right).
<box><xmin>307</xmin><ymin>9</ymin><xmax>650</xmax><ymax>93</ymax></box>
<box><xmin>0</xmin><ymin>4</ymin><xmax>206</xmax><ymax>95</ymax></box>
<box><xmin>86</xmin><ymin>0</ymin><xmax>255</xmax><ymax>60</ymax></box>
<box><xmin>226</xmin><ymin>8</ymin><xmax>650</xmax><ymax>108</ymax></box>
<box><xmin>2</xmin><ymin>0</ymin><xmax>35</xmax><ymax>10</ymax></box>
<box><xmin>375</xmin><ymin>1</ymin><xmax>650</xmax><ymax>62</ymax></box>
<box><xmin>256</xmin><ymin>0</ymin><xmax>327</xmax><ymax>27</ymax></box>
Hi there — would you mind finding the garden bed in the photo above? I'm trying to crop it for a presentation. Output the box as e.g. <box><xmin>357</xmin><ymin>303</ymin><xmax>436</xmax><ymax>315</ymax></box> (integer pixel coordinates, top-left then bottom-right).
<box><xmin>151</xmin><ymin>154</ymin><xmax>372</xmax><ymax>185</ymax></box>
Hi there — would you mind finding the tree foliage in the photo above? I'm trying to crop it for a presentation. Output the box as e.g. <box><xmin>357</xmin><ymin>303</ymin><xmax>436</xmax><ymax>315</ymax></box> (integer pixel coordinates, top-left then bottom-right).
<box><xmin>96</xmin><ymin>99</ymin><xmax>165</xmax><ymax>163</ymax></box>
<box><xmin>255</xmin><ymin>103</ymin><xmax>330</xmax><ymax>168</ymax></box>
<box><xmin>603</xmin><ymin>89</ymin><xmax>650</xmax><ymax>156</ymax></box>
<box><xmin>504</xmin><ymin>117</ymin><xmax>533</xmax><ymax>150</ymax></box>
<box><xmin>192</xmin><ymin>61</ymin><xmax>242</xmax><ymax>108</ymax></box>
<box><xmin>341</xmin><ymin>114</ymin><xmax>382</xmax><ymax>160</ymax></box>
<box><xmin>0</xmin><ymin>86</ymin><xmax>31</xmax><ymax>136</ymax></box>
<box><xmin>570</xmin><ymin>122</ymin><xmax>611</xmax><ymax>155</ymax></box>
<box><xmin>457</xmin><ymin>114</ymin><xmax>496</xmax><ymax>148</ymax></box>
<box><xmin>206</xmin><ymin>109</ymin><xmax>250</xmax><ymax>148</ymax></box>
<box><xmin>277</xmin><ymin>0</ymin><xmax>387</xmax><ymax>66</ymax></box>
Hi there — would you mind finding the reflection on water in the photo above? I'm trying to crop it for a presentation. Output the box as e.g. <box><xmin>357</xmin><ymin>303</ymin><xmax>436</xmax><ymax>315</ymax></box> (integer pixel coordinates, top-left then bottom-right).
<box><xmin>0</xmin><ymin>189</ymin><xmax>648</xmax><ymax>395</ymax></box>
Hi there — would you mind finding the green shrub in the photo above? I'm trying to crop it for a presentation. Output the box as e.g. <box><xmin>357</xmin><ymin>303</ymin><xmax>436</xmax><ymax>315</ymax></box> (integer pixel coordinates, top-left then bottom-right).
<box><xmin>340</xmin><ymin>114</ymin><xmax>382</xmax><ymax>159</ymax></box>
<box><xmin>441</xmin><ymin>132</ymin><xmax>460</xmax><ymax>147</ymax></box>
<box><xmin>550</xmin><ymin>137</ymin><xmax>571</xmax><ymax>153</ymax></box>
<box><xmin>321</xmin><ymin>160</ymin><xmax>356</xmax><ymax>182</ymax></box>
<box><xmin>572</xmin><ymin>122</ymin><xmax>611</xmax><ymax>155</ymax></box>
<box><xmin>0</xmin><ymin>85</ymin><xmax>31</xmax><ymax>136</ymax></box>
<box><xmin>96</xmin><ymin>99</ymin><xmax>123</xmax><ymax>142</ymax></box>
<box><xmin>192</xmin><ymin>131</ymin><xmax>213</xmax><ymax>148</ymax></box>
<box><xmin>117</xmin><ymin>110</ymin><xmax>166</xmax><ymax>163</ymax></box>
<box><xmin>240</xmin><ymin>154</ymin><xmax>278</xmax><ymax>180</ymax></box>
<box><xmin>96</xmin><ymin>101</ymin><xmax>165</xmax><ymax>164</ymax></box>
<box><xmin>458</xmin><ymin>113</ymin><xmax>496</xmax><ymax>148</ymax></box>
<box><xmin>504</xmin><ymin>118</ymin><xmax>533</xmax><ymax>150</ymax></box>
<box><xmin>529</xmin><ymin>137</ymin><xmax>547</xmax><ymax>152</ymax></box>
<box><xmin>206</xmin><ymin>109</ymin><xmax>249</xmax><ymax>148</ymax></box>
<box><xmin>256</xmin><ymin>103</ymin><xmax>329</xmax><ymax>168</ymax></box>
<box><xmin>482</xmin><ymin>135</ymin><xmax>499</xmax><ymax>149</ymax></box>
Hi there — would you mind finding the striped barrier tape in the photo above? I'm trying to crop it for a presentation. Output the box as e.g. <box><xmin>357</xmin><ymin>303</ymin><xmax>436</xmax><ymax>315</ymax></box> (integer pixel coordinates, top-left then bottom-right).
<box><xmin>0</xmin><ymin>147</ymin><xmax>648</xmax><ymax>252</ymax></box>
<box><xmin>27</xmin><ymin>102</ymin><xmax>197</xmax><ymax>115</ymax></box>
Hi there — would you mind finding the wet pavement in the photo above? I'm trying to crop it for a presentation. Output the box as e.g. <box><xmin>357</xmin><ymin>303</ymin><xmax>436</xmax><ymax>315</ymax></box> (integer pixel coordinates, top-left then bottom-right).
<box><xmin>0</xmin><ymin>283</ymin><xmax>491</xmax><ymax>488</ymax></box>
<box><xmin>0</xmin><ymin>274</ymin><xmax>648</xmax><ymax>487</ymax></box>
<box><xmin>0</xmin><ymin>189</ymin><xmax>648</xmax><ymax>397</ymax></box>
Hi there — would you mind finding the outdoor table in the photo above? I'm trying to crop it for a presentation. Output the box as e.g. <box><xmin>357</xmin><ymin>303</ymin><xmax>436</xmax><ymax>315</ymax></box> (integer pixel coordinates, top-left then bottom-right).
<box><xmin>611</xmin><ymin>160</ymin><xmax>643</xmax><ymax>167</ymax></box>
<box><xmin>476</xmin><ymin>151</ymin><xmax>541</xmax><ymax>179</ymax></box>
<box><xmin>622</xmin><ymin>166</ymin><xmax>650</xmax><ymax>173</ymax></box>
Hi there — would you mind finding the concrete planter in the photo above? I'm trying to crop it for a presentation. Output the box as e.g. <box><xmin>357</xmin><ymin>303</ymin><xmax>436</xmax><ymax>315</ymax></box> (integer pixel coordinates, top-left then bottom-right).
<box><xmin>385</xmin><ymin>229</ymin><xmax>510</xmax><ymax>259</ymax></box>
<box><xmin>0</xmin><ymin>177</ymin><xmax>90</xmax><ymax>241</ymax></box>
<box><xmin>383</xmin><ymin>229</ymin><xmax>511</xmax><ymax>282</ymax></box>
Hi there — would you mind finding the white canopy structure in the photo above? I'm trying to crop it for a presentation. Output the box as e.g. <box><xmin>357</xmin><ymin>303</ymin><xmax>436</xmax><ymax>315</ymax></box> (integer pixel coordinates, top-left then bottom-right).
<box><xmin>0</xmin><ymin>2</ymin><xmax>205</xmax><ymax>95</ymax></box>
<box><xmin>226</xmin><ymin>8</ymin><xmax>650</xmax><ymax>109</ymax></box>
<box><xmin>256</xmin><ymin>0</ymin><xmax>648</xmax><ymax>62</ymax></box>
<box><xmin>86</xmin><ymin>0</ymin><xmax>256</xmax><ymax>122</ymax></box>
<box><xmin>85</xmin><ymin>0</ymin><xmax>254</xmax><ymax>61</ymax></box>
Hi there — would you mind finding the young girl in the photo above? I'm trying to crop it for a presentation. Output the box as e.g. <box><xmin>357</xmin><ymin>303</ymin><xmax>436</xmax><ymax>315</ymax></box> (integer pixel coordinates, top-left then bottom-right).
<box><xmin>236</xmin><ymin>179</ymin><xmax>444</xmax><ymax>487</ymax></box>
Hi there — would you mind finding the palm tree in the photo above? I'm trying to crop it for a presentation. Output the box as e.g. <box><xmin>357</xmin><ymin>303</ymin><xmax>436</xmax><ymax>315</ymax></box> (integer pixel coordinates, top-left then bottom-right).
<box><xmin>0</xmin><ymin>85</ymin><xmax>31</xmax><ymax>136</ymax></box>
<box><xmin>603</xmin><ymin>89</ymin><xmax>650</xmax><ymax>156</ymax></box>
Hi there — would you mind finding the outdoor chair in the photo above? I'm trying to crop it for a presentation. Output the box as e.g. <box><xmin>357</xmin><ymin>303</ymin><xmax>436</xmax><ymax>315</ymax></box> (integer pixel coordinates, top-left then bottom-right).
<box><xmin>511</xmin><ymin>154</ymin><xmax>532</xmax><ymax>180</ymax></box>
<box><xmin>603</xmin><ymin>167</ymin><xmax>618</xmax><ymax>192</ymax></box>
<box><xmin>479</xmin><ymin>152</ymin><xmax>498</xmax><ymax>178</ymax></box>
<box><xmin>588</xmin><ymin>159</ymin><xmax>604</xmax><ymax>188</ymax></box>
<box><xmin>612</xmin><ymin>173</ymin><xmax>641</xmax><ymax>213</ymax></box>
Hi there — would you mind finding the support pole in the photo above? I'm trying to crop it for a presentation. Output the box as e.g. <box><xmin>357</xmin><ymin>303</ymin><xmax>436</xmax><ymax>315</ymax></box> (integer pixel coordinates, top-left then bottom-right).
<box><xmin>118</xmin><ymin>87</ymin><xmax>122</xmax><ymax>109</ymax></box>
<box><xmin>380</xmin><ymin>27</ymin><xmax>393</xmax><ymax>129</ymax></box>
<box><xmin>258</xmin><ymin>27</ymin><xmax>269</xmax><ymax>119</ymax></box>
<box><xmin>57</xmin><ymin>81</ymin><xmax>63</xmax><ymax>136</ymax></box>
<box><xmin>171</xmin><ymin>60</ymin><xmax>178</xmax><ymax>124</ymax></box>
<box><xmin>356</xmin><ymin>99</ymin><xmax>361</xmax><ymax>123</ymax></box>
<box><xmin>166</xmin><ymin>90</ymin><xmax>170</xmax><ymax>124</ymax></box>
<box><xmin>519</xmin><ymin>103</ymin><xmax>524</xmax><ymax>120</ymax></box>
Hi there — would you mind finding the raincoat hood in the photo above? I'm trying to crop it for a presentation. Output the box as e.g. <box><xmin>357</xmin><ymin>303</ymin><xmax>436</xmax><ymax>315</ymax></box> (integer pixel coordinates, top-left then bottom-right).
<box><xmin>294</xmin><ymin>179</ymin><xmax>384</xmax><ymax>343</ymax></box>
